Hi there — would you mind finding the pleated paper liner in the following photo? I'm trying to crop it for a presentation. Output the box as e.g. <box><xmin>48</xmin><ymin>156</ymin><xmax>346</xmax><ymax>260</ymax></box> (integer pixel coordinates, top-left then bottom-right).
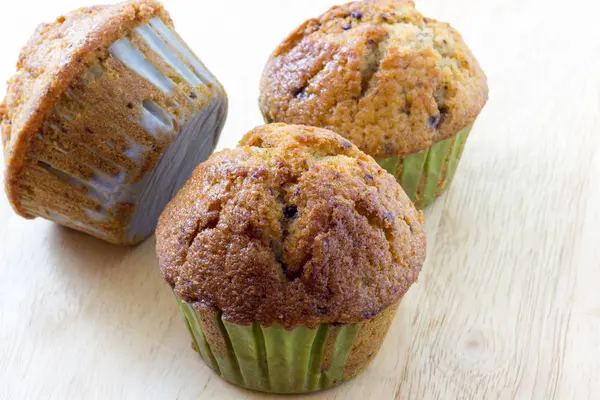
<box><xmin>376</xmin><ymin>124</ymin><xmax>473</xmax><ymax>209</ymax></box>
<box><xmin>18</xmin><ymin>16</ymin><xmax>226</xmax><ymax>244</ymax></box>
<box><xmin>175</xmin><ymin>295</ymin><xmax>399</xmax><ymax>394</ymax></box>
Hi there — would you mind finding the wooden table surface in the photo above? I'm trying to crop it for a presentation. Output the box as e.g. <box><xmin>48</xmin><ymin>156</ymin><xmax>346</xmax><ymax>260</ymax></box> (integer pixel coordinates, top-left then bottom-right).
<box><xmin>1</xmin><ymin>0</ymin><xmax>598</xmax><ymax>398</ymax></box>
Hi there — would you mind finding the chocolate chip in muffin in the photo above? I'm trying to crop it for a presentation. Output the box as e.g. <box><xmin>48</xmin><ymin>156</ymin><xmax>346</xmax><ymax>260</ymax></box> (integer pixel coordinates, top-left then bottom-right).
<box><xmin>156</xmin><ymin>123</ymin><xmax>426</xmax><ymax>328</ymax></box>
<box><xmin>428</xmin><ymin>115</ymin><xmax>441</xmax><ymax>129</ymax></box>
<box><xmin>316</xmin><ymin>306</ymin><xmax>330</xmax><ymax>315</ymax></box>
<box><xmin>283</xmin><ymin>205</ymin><xmax>298</xmax><ymax>219</ymax></box>
<box><xmin>292</xmin><ymin>86</ymin><xmax>309</xmax><ymax>99</ymax></box>
<box><xmin>259</xmin><ymin>0</ymin><xmax>488</xmax><ymax>159</ymax></box>
<box><xmin>428</xmin><ymin>107</ymin><xmax>448</xmax><ymax>130</ymax></box>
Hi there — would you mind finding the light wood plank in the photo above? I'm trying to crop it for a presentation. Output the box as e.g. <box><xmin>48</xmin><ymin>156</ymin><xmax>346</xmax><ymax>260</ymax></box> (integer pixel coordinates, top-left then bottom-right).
<box><xmin>0</xmin><ymin>0</ymin><xmax>599</xmax><ymax>399</ymax></box>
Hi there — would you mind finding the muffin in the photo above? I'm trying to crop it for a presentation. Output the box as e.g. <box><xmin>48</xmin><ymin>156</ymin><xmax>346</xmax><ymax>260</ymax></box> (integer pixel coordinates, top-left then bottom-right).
<box><xmin>156</xmin><ymin>123</ymin><xmax>426</xmax><ymax>393</ymax></box>
<box><xmin>259</xmin><ymin>0</ymin><xmax>487</xmax><ymax>209</ymax></box>
<box><xmin>1</xmin><ymin>0</ymin><xmax>227</xmax><ymax>245</ymax></box>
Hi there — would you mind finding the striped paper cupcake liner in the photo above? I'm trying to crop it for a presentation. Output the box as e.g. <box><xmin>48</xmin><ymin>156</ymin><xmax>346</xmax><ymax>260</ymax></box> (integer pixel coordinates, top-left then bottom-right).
<box><xmin>376</xmin><ymin>124</ymin><xmax>473</xmax><ymax>209</ymax></box>
<box><xmin>18</xmin><ymin>16</ymin><xmax>226</xmax><ymax>244</ymax></box>
<box><xmin>175</xmin><ymin>295</ymin><xmax>399</xmax><ymax>394</ymax></box>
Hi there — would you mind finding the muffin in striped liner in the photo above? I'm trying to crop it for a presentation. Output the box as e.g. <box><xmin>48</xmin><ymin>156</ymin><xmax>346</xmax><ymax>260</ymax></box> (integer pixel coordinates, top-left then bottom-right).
<box><xmin>175</xmin><ymin>294</ymin><xmax>400</xmax><ymax>393</ymax></box>
<box><xmin>156</xmin><ymin>124</ymin><xmax>426</xmax><ymax>393</ymax></box>
<box><xmin>1</xmin><ymin>0</ymin><xmax>227</xmax><ymax>244</ymax></box>
<box><xmin>376</xmin><ymin>124</ymin><xmax>472</xmax><ymax>208</ymax></box>
<box><xmin>259</xmin><ymin>0</ymin><xmax>487</xmax><ymax>209</ymax></box>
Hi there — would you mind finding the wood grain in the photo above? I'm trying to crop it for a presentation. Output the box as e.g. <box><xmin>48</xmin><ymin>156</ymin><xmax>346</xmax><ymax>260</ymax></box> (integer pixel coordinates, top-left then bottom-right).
<box><xmin>1</xmin><ymin>0</ymin><xmax>599</xmax><ymax>399</ymax></box>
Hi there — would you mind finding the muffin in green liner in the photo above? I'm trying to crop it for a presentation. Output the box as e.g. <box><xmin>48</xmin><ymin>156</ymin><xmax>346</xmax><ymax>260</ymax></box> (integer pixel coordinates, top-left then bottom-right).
<box><xmin>376</xmin><ymin>124</ymin><xmax>472</xmax><ymax>209</ymax></box>
<box><xmin>259</xmin><ymin>0</ymin><xmax>488</xmax><ymax>209</ymax></box>
<box><xmin>156</xmin><ymin>124</ymin><xmax>426</xmax><ymax>393</ymax></box>
<box><xmin>176</xmin><ymin>294</ymin><xmax>400</xmax><ymax>393</ymax></box>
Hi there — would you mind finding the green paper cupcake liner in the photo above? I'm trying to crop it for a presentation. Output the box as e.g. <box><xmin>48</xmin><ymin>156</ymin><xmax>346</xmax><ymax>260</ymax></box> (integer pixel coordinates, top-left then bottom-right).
<box><xmin>174</xmin><ymin>295</ymin><xmax>398</xmax><ymax>394</ymax></box>
<box><xmin>376</xmin><ymin>124</ymin><xmax>473</xmax><ymax>209</ymax></box>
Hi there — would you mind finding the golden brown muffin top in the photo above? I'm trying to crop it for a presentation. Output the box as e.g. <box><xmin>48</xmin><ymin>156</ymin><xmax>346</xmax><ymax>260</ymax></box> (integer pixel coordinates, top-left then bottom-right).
<box><xmin>156</xmin><ymin>123</ymin><xmax>426</xmax><ymax>328</ymax></box>
<box><xmin>1</xmin><ymin>0</ymin><xmax>170</xmax><ymax>216</ymax></box>
<box><xmin>259</xmin><ymin>0</ymin><xmax>488</xmax><ymax>158</ymax></box>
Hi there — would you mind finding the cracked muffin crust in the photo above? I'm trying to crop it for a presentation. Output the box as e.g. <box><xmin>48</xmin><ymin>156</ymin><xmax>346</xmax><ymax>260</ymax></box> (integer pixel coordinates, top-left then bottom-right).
<box><xmin>156</xmin><ymin>123</ymin><xmax>426</xmax><ymax>329</ymax></box>
<box><xmin>1</xmin><ymin>0</ymin><xmax>227</xmax><ymax>244</ymax></box>
<box><xmin>259</xmin><ymin>0</ymin><xmax>488</xmax><ymax>158</ymax></box>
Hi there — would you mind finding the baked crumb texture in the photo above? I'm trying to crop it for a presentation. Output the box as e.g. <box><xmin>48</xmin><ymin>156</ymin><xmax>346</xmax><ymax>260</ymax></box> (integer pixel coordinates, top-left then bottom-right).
<box><xmin>1</xmin><ymin>0</ymin><xmax>227</xmax><ymax>244</ymax></box>
<box><xmin>157</xmin><ymin>123</ymin><xmax>426</xmax><ymax>329</ymax></box>
<box><xmin>259</xmin><ymin>0</ymin><xmax>487</xmax><ymax>159</ymax></box>
<box><xmin>157</xmin><ymin>123</ymin><xmax>426</xmax><ymax>392</ymax></box>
